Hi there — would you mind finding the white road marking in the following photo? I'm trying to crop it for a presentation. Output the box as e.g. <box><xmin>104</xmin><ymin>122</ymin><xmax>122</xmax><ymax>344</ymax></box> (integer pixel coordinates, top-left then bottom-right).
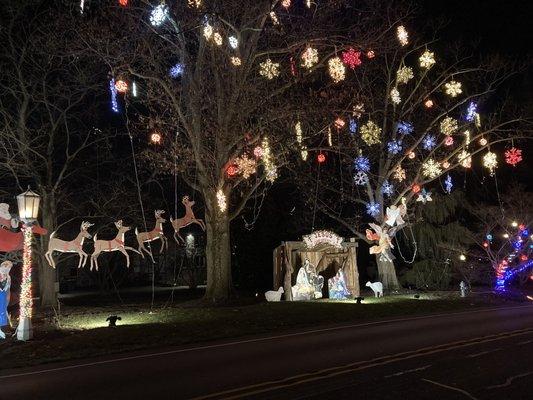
<box><xmin>0</xmin><ymin>304</ymin><xmax>532</xmax><ymax>379</ymax></box>
<box><xmin>385</xmin><ymin>364</ymin><xmax>432</xmax><ymax>378</ymax></box>
<box><xmin>466</xmin><ymin>348</ymin><xmax>501</xmax><ymax>358</ymax></box>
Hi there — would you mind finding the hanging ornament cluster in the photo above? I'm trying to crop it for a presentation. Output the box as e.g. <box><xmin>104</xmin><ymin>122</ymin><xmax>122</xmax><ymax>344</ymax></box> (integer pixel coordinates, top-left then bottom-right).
<box><xmin>505</xmin><ymin>147</ymin><xmax>523</xmax><ymax>167</ymax></box>
<box><xmin>396</xmin><ymin>66</ymin><xmax>414</xmax><ymax>84</ymax></box>
<box><xmin>465</xmin><ymin>102</ymin><xmax>478</xmax><ymax>122</ymax></box>
<box><xmin>360</xmin><ymin>121</ymin><xmax>381</xmax><ymax>145</ymax></box>
<box><xmin>259</xmin><ymin>59</ymin><xmax>280</xmax><ymax>79</ymax></box>
<box><xmin>483</xmin><ymin>151</ymin><xmax>498</xmax><ymax>175</ymax></box>
<box><xmin>440</xmin><ymin>117</ymin><xmax>458</xmax><ymax>135</ymax></box>
<box><xmin>422</xmin><ymin>158</ymin><xmax>442</xmax><ymax>179</ymax></box>
<box><xmin>328</xmin><ymin>57</ymin><xmax>346</xmax><ymax>83</ymax></box>
<box><xmin>419</xmin><ymin>50</ymin><xmax>436</xmax><ymax>69</ymax></box>
<box><xmin>396</xmin><ymin>25</ymin><xmax>409</xmax><ymax>46</ymax></box>
<box><xmin>444</xmin><ymin>80</ymin><xmax>463</xmax><ymax>97</ymax></box>
<box><xmin>301</xmin><ymin>46</ymin><xmax>319</xmax><ymax>69</ymax></box>
<box><xmin>342</xmin><ymin>48</ymin><xmax>362</xmax><ymax>69</ymax></box>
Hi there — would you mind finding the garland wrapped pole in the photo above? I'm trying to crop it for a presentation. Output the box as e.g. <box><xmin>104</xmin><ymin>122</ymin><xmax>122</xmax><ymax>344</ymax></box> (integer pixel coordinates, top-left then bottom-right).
<box><xmin>17</xmin><ymin>227</ymin><xmax>33</xmax><ymax>341</ymax></box>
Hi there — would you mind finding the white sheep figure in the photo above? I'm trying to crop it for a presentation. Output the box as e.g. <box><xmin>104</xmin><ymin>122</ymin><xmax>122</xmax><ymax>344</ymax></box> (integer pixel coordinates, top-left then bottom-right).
<box><xmin>265</xmin><ymin>287</ymin><xmax>284</xmax><ymax>302</ymax></box>
<box><xmin>365</xmin><ymin>281</ymin><xmax>384</xmax><ymax>298</ymax></box>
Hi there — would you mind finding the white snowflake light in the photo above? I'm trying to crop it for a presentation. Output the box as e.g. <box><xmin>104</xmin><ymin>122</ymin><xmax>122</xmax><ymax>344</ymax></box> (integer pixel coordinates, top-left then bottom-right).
<box><xmin>483</xmin><ymin>151</ymin><xmax>498</xmax><ymax>175</ymax></box>
<box><xmin>390</xmin><ymin>87</ymin><xmax>401</xmax><ymax>104</ymax></box>
<box><xmin>444</xmin><ymin>80</ymin><xmax>463</xmax><ymax>97</ymax></box>
<box><xmin>396</xmin><ymin>66</ymin><xmax>414</xmax><ymax>84</ymax></box>
<box><xmin>228</xmin><ymin>36</ymin><xmax>238</xmax><ymax>49</ymax></box>
<box><xmin>396</xmin><ymin>25</ymin><xmax>409</xmax><ymax>46</ymax></box>
<box><xmin>440</xmin><ymin>117</ymin><xmax>458</xmax><ymax>135</ymax></box>
<box><xmin>457</xmin><ymin>150</ymin><xmax>472</xmax><ymax>168</ymax></box>
<box><xmin>259</xmin><ymin>59</ymin><xmax>280</xmax><ymax>79</ymax></box>
<box><xmin>203</xmin><ymin>24</ymin><xmax>213</xmax><ymax>40</ymax></box>
<box><xmin>422</xmin><ymin>158</ymin><xmax>442</xmax><ymax>179</ymax></box>
<box><xmin>150</xmin><ymin>4</ymin><xmax>168</xmax><ymax>27</ymax></box>
<box><xmin>360</xmin><ymin>121</ymin><xmax>382</xmax><ymax>145</ymax></box>
<box><xmin>230</xmin><ymin>57</ymin><xmax>242</xmax><ymax>66</ymax></box>
<box><xmin>217</xmin><ymin>189</ymin><xmax>227</xmax><ymax>212</ymax></box>
<box><xmin>419</xmin><ymin>50</ymin><xmax>435</xmax><ymax>69</ymax></box>
<box><xmin>393</xmin><ymin>165</ymin><xmax>406</xmax><ymax>182</ymax></box>
<box><xmin>353</xmin><ymin>171</ymin><xmax>369</xmax><ymax>186</ymax></box>
<box><xmin>328</xmin><ymin>57</ymin><xmax>346</xmax><ymax>83</ymax></box>
<box><xmin>301</xmin><ymin>47</ymin><xmax>319</xmax><ymax>69</ymax></box>
<box><xmin>235</xmin><ymin>155</ymin><xmax>256</xmax><ymax>179</ymax></box>
<box><xmin>213</xmin><ymin>32</ymin><xmax>223</xmax><ymax>46</ymax></box>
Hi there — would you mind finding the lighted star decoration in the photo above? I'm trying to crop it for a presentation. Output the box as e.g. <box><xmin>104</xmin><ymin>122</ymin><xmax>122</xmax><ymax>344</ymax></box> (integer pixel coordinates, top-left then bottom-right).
<box><xmin>354</xmin><ymin>155</ymin><xmax>371</xmax><ymax>172</ymax></box>
<box><xmin>396</xmin><ymin>66</ymin><xmax>414</xmax><ymax>84</ymax></box>
<box><xmin>387</xmin><ymin>140</ymin><xmax>403</xmax><ymax>155</ymax></box>
<box><xmin>396</xmin><ymin>25</ymin><xmax>409</xmax><ymax>46</ymax></box>
<box><xmin>393</xmin><ymin>165</ymin><xmax>406</xmax><ymax>182</ymax></box>
<box><xmin>422</xmin><ymin>134</ymin><xmax>437</xmax><ymax>150</ymax></box>
<box><xmin>444</xmin><ymin>81</ymin><xmax>463</xmax><ymax>97</ymax></box>
<box><xmin>366</xmin><ymin>202</ymin><xmax>381</xmax><ymax>217</ymax></box>
<box><xmin>342</xmin><ymin>48</ymin><xmax>362</xmax><ymax>69</ymax></box>
<box><xmin>444</xmin><ymin>174</ymin><xmax>453</xmax><ymax>193</ymax></box>
<box><xmin>416</xmin><ymin>189</ymin><xmax>433</xmax><ymax>204</ymax></box>
<box><xmin>390</xmin><ymin>87</ymin><xmax>401</xmax><ymax>104</ymax></box>
<box><xmin>422</xmin><ymin>158</ymin><xmax>442</xmax><ymax>179</ymax></box>
<box><xmin>419</xmin><ymin>50</ymin><xmax>435</xmax><ymax>69</ymax></box>
<box><xmin>228</xmin><ymin>36</ymin><xmax>239</xmax><ymax>49</ymax></box>
<box><xmin>301</xmin><ymin>47</ymin><xmax>318</xmax><ymax>69</ymax></box>
<box><xmin>483</xmin><ymin>151</ymin><xmax>498</xmax><ymax>175</ymax></box>
<box><xmin>440</xmin><ymin>117</ymin><xmax>458</xmax><ymax>136</ymax></box>
<box><xmin>353</xmin><ymin>171</ymin><xmax>369</xmax><ymax>186</ymax></box>
<box><xmin>235</xmin><ymin>155</ymin><xmax>257</xmax><ymax>179</ymax></box>
<box><xmin>231</xmin><ymin>57</ymin><xmax>242</xmax><ymax>66</ymax></box>
<box><xmin>328</xmin><ymin>57</ymin><xmax>346</xmax><ymax>83</ymax></box>
<box><xmin>150</xmin><ymin>4</ymin><xmax>168</xmax><ymax>26</ymax></box>
<box><xmin>504</xmin><ymin>147</ymin><xmax>522</xmax><ymax>167</ymax></box>
<box><xmin>360</xmin><ymin>121</ymin><xmax>382</xmax><ymax>145</ymax></box>
<box><xmin>259</xmin><ymin>59</ymin><xmax>280</xmax><ymax>79</ymax></box>
<box><xmin>457</xmin><ymin>150</ymin><xmax>472</xmax><ymax>168</ymax></box>
<box><xmin>382</xmin><ymin>181</ymin><xmax>394</xmax><ymax>196</ymax></box>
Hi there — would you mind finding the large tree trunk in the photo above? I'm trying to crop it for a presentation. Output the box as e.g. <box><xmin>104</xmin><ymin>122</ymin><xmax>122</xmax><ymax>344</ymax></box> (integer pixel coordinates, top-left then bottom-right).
<box><xmin>376</xmin><ymin>257</ymin><xmax>400</xmax><ymax>290</ymax></box>
<box><xmin>204</xmin><ymin>194</ymin><xmax>232</xmax><ymax>303</ymax></box>
<box><xmin>38</xmin><ymin>193</ymin><xmax>57</xmax><ymax>308</ymax></box>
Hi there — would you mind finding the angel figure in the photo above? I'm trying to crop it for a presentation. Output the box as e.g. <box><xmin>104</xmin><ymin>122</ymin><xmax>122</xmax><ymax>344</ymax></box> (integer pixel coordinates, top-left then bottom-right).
<box><xmin>0</xmin><ymin>260</ymin><xmax>12</xmax><ymax>339</ymax></box>
<box><xmin>385</xmin><ymin>201</ymin><xmax>407</xmax><ymax>227</ymax></box>
<box><xmin>366</xmin><ymin>223</ymin><xmax>400</xmax><ymax>262</ymax></box>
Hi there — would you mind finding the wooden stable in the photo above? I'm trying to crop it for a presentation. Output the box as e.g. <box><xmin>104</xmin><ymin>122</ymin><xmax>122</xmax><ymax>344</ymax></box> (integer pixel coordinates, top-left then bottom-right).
<box><xmin>273</xmin><ymin>237</ymin><xmax>359</xmax><ymax>301</ymax></box>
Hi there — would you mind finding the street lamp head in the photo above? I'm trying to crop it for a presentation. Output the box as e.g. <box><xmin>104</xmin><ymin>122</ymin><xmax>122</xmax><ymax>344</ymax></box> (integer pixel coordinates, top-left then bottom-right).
<box><xmin>16</xmin><ymin>186</ymin><xmax>41</xmax><ymax>222</ymax></box>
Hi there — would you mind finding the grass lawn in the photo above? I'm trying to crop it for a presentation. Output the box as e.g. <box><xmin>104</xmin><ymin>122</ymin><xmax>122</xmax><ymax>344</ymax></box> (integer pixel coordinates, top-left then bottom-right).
<box><xmin>0</xmin><ymin>291</ymin><xmax>521</xmax><ymax>370</ymax></box>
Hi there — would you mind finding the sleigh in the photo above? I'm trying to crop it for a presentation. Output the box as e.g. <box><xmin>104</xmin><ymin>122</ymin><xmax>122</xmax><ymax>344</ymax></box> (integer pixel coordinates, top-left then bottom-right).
<box><xmin>0</xmin><ymin>225</ymin><xmax>47</xmax><ymax>252</ymax></box>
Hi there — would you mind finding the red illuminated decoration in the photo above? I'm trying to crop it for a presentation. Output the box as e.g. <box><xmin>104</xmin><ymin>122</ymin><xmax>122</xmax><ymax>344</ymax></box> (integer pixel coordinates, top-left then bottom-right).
<box><xmin>115</xmin><ymin>79</ymin><xmax>128</xmax><ymax>93</ymax></box>
<box><xmin>342</xmin><ymin>48</ymin><xmax>362</xmax><ymax>69</ymax></box>
<box><xmin>444</xmin><ymin>136</ymin><xmax>454</xmax><ymax>146</ymax></box>
<box><xmin>504</xmin><ymin>147</ymin><xmax>522</xmax><ymax>167</ymax></box>
<box><xmin>317</xmin><ymin>153</ymin><xmax>326</xmax><ymax>163</ymax></box>
<box><xmin>366</xmin><ymin>50</ymin><xmax>375</xmax><ymax>59</ymax></box>
<box><xmin>119</xmin><ymin>0</ymin><xmax>128</xmax><ymax>6</ymax></box>
<box><xmin>442</xmin><ymin>161</ymin><xmax>450</xmax><ymax>169</ymax></box>
<box><xmin>226</xmin><ymin>164</ymin><xmax>238</xmax><ymax>177</ymax></box>
<box><xmin>519</xmin><ymin>224</ymin><xmax>526</xmax><ymax>231</ymax></box>
<box><xmin>483</xmin><ymin>241</ymin><xmax>489</xmax><ymax>248</ymax></box>
<box><xmin>411</xmin><ymin>184</ymin><xmax>421</xmax><ymax>193</ymax></box>
<box><xmin>520</xmin><ymin>254</ymin><xmax>528</xmax><ymax>261</ymax></box>
<box><xmin>253</xmin><ymin>146</ymin><xmax>263</xmax><ymax>158</ymax></box>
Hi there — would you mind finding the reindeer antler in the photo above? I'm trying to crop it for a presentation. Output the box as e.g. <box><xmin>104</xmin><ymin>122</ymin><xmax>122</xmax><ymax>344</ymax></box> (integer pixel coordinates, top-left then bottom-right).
<box><xmin>155</xmin><ymin>209</ymin><xmax>165</xmax><ymax>217</ymax></box>
<box><xmin>115</xmin><ymin>220</ymin><xmax>123</xmax><ymax>228</ymax></box>
<box><xmin>182</xmin><ymin>195</ymin><xmax>189</xmax><ymax>202</ymax></box>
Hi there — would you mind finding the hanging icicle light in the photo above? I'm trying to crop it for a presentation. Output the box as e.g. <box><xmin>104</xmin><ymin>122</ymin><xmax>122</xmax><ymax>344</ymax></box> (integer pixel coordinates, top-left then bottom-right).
<box><xmin>109</xmin><ymin>79</ymin><xmax>119</xmax><ymax>113</ymax></box>
<box><xmin>444</xmin><ymin>174</ymin><xmax>453</xmax><ymax>193</ymax></box>
<box><xmin>419</xmin><ymin>50</ymin><xmax>436</xmax><ymax>69</ymax></box>
<box><xmin>328</xmin><ymin>57</ymin><xmax>346</xmax><ymax>83</ymax></box>
<box><xmin>269</xmin><ymin>11</ymin><xmax>279</xmax><ymax>25</ymax></box>
<box><xmin>261</xmin><ymin>137</ymin><xmax>278</xmax><ymax>182</ymax></box>
<box><xmin>216</xmin><ymin>189</ymin><xmax>227</xmax><ymax>212</ymax></box>
<box><xmin>327</xmin><ymin>127</ymin><xmax>333</xmax><ymax>146</ymax></box>
<box><xmin>444</xmin><ymin>80</ymin><xmax>463</xmax><ymax>97</ymax></box>
<box><xmin>483</xmin><ymin>151</ymin><xmax>498</xmax><ymax>175</ymax></box>
<box><xmin>259</xmin><ymin>59</ymin><xmax>280</xmax><ymax>79</ymax></box>
<box><xmin>131</xmin><ymin>81</ymin><xmax>138</xmax><ymax>97</ymax></box>
<box><xmin>396</xmin><ymin>25</ymin><xmax>409</xmax><ymax>46</ymax></box>
<box><xmin>465</xmin><ymin>102</ymin><xmax>478</xmax><ymax>122</ymax></box>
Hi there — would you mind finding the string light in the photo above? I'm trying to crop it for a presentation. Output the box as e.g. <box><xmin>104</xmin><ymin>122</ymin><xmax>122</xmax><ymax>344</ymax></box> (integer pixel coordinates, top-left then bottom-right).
<box><xmin>353</xmin><ymin>171</ymin><xmax>369</xmax><ymax>185</ymax></box>
<box><xmin>169</xmin><ymin>63</ymin><xmax>184</xmax><ymax>78</ymax></box>
<box><xmin>259</xmin><ymin>59</ymin><xmax>280</xmax><ymax>79</ymax></box>
<box><xmin>422</xmin><ymin>134</ymin><xmax>437</xmax><ymax>150</ymax></box>
<box><xmin>109</xmin><ymin>79</ymin><xmax>119</xmax><ymax>113</ymax></box>
<box><xmin>387</xmin><ymin>140</ymin><xmax>403</xmax><ymax>154</ymax></box>
<box><xmin>328</xmin><ymin>57</ymin><xmax>346</xmax><ymax>83</ymax></box>
<box><xmin>261</xmin><ymin>137</ymin><xmax>278</xmax><ymax>182</ymax></box>
<box><xmin>217</xmin><ymin>189</ymin><xmax>227</xmax><ymax>213</ymax></box>
<box><xmin>440</xmin><ymin>117</ymin><xmax>458</xmax><ymax>135</ymax></box>
<box><xmin>444</xmin><ymin>80</ymin><xmax>463</xmax><ymax>97</ymax></box>
<box><xmin>463</xmin><ymin>130</ymin><xmax>471</xmax><ymax>145</ymax></box>
<box><xmin>419</xmin><ymin>50</ymin><xmax>435</xmax><ymax>69</ymax></box>
<box><xmin>19</xmin><ymin>227</ymin><xmax>33</xmax><ymax>320</ymax></box>
<box><xmin>295</xmin><ymin>121</ymin><xmax>308</xmax><ymax>161</ymax></box>
<box><xmin>396</xmin><ymin>66</ymin><xmax>414</xmax><ymax>84</ymax></box>
<box><xmin>301</xmin><ymin>47</ymin><xmax>319</xmax><ymax>69</ymax></box>
<box><xmin>393</xmin><ymin>166</ymin><xmax>406</xmax><ymax>182</ymax></box>
<box><xmin>396</xmin><ymin>25</ymin><xmax>409</xmax><ymax>46</ymax></box>
<box><xmin>390</xmin><ymin>87</ymin><xmax>401</xmax><ymax>104</ymax></box>
<box><xmin>366</xmin><ymin>202</ymin><xmax>380</xmax><ymax>217</ymax></box>
<box><xmin>115</xmin><ymin>80</ymin><xmax>128</xmax><ymax>93</ymax></box>
<box><xmin>231</xmin><ymin>57</ymin><xmax>242</xmax><ymax>66</ymax></box>
<box><xmin>327</xmin><ymin>127</ymin><xmax>333</xmax><ymax>146</ymax></box>
<box><xmin>150</xmin><ymin>4</ymin><xmax>168</xmax><ymax>26</ymax></box>
<box><xmin>360</xmin><ymin>121</ymin><xmax>381</xmax><ymax>145</ymax></box>
<box><xmin>422</xmin><ymin>158</ymin><xmax>442</xmax><ymax>179</ymax></box>
<box><xmin>483</xmin><ymin>151</ymin><xmax>498</xmax><ymax>175</ymax></box>
<box><xmin>457</xmin><ymin>150</ymin><xmax>472</xmax><ymax>168</ymax></box>
<box><xmin>505</xmin><ymin>147</ymin><xmax>523</xmax><ymax>166</ymax></box>
<box><xmin>354</xmin><ymin>155</ymin><xmax>371</xmax><ymax>172</ymax></box>
<box><xmin>342</xmin><ymin>48</ymin><xmax>362</xmax><ymax>69</ymax></box>
<box><xmin>228</xmin><ymin>36</ymin><xmax>239</xmax><ymax>49</ymax></box>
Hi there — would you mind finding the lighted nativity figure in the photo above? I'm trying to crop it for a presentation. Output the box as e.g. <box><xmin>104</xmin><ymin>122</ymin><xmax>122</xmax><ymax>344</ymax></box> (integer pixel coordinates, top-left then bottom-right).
<box><xmin>305</xmin><ymin>258</ymin><xmax>324</xmax><ymax>299</ymax></box>
<box><xmin>328</xmin><ymin>269</ymin><xmax>351</xmax><ymax>300</ymax></box>
<box><xmin>291</xmin><ymin>259</ymin><xmax>324</xmax><ymax>300</ymax></box>
<box><xmin>0</xmin><ymin>261</ymin><xmax>12</xmax><ymax>339</ymax></box>
<box><xmin>366</xmin><ymin>223</ymin><xmax>402</xmax><ymax>263</ymax></box>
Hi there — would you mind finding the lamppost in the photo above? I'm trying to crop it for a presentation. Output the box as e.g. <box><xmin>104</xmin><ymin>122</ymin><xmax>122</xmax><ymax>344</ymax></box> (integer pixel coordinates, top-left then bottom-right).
<box><xmin>16</xmin><ymin>187</ymin><xmax>40</xmax><ymax>341</ymax></box>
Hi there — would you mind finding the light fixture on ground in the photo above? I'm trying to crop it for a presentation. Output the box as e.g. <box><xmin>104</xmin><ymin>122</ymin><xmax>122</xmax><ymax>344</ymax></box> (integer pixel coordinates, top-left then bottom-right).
<box><xmin>16</xmin><ymin>187</ymin><xmax>41</xmax><ymax>341</ymax></box>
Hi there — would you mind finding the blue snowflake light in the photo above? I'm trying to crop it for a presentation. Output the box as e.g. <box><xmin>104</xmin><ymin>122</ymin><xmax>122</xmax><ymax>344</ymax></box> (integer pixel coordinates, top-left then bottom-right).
<box><xmin>466</xmin><ymin>101</ymin><xmax>477</xmax><ymax>122</ymax></box>
<box><xmin>349</xmin><ymin>118</ymin><xmax>357</xmax><ymax>134</ymax></box>
<box><xmin>444</xmin><ymin>174</ymin><xmax>453</xmax><ymax>193</ymax></box>
<box><xmin>387</xmin><ymin>140</ymin><xmax>403</xmax><ymax>154</ymax></box>
<box><xmin>381</xmin><ymin>180</ymin><xmax>394</xmax><ymax>196</ymax></box>
<box><xmin>354</xmin><ymin>155</ymin><xmax>370</xmax><ymax>172</ymax></box>
<box><xmin>366</xmin><ymin>202</ymin><xmax>380</xmax><ymax>217</ymax></box>
<box><xmin>169</xmin><ymin>63</ymin><xmax>185</xmax><ymax>78</ymax></box>
<box><xmin>397</xmin><ymin>121</ymin><xmax>414</xmax><ymax>135</ymax></box>
<box><xmin>422</xmin><ymin>134</ymin><xmax>437</xmax><ymax>150</ymax></box>
<box><xmin>109</xmin><ymin>79</ymin><xmax>119</xmax><ymax>113</ymax></box>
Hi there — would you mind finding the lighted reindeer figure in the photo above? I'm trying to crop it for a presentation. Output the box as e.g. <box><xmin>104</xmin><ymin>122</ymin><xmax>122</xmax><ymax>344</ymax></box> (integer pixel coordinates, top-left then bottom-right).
<box><xmin>45</xmin><ymin>221</ymin><xmax>94</xmax><ymax>269</ymax></box>
<box><xmin>135</xmin><ymin>210</ymin><xmax>168</xmax><ymax>258</ymax></box>
<box><xmin>170</xmin><ymin>196</ymin><xmax>205</xmax><ymax>245</ymax></box>
<box><xmin>90</xmin><ymin>220</ymin><xmax>140</xmax><ymax>271</ymax></box>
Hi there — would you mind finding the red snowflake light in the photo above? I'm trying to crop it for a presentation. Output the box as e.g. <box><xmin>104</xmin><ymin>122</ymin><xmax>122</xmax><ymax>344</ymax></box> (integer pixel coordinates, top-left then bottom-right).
<box><xmin>342</xmin><ymin>48</ymin><xmax>362</xmax><ymax>69</ymax></box>
<box><xmin>505</xmin><ymin>147</ymin><xmax>522</xmax><ymax>167</ymax></box>
<box><xmin>317</xmin><ymin>153</ymin><xmax>326</xmax><ymax>163</ymax></box>
<box><xmin>226</xmin><ymin>164</ymin><xmax>239</xmax><ymax>177</ymax></box>
<box><xmin>115</xmin><ymin>80</ymin><xmax>128</xmax><ymax>93</ymax></box>
<box><xmin>444</xmin><ymin>136</ymin><xmax>454</xmax><ymax>146</ymax></box>
<box><xmin>411</xmin><ymin>184</ymin><xmax>421</xmax><ymax>194</ymax></box>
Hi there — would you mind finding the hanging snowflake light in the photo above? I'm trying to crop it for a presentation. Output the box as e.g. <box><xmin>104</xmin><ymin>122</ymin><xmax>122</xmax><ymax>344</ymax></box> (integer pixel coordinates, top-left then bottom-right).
<box><xmin>354</xmin><ymin>155</ymin><xmax>371</xmax><ymax>172</ymax></box>
<box><xmin>393</xmin><ymin>165</ymin><xmax>406</xmax><ymax>182</ymax></box>
<box><xmin>381</xmin><ymin>181</ymin><xmax>394</xmax><ymax>196</ymax></box>
<box><xmin>169</xmin><ymin>63</ymin><xmax>184</xmax><ymax>78</ymax></box>
<box><xmin>505</xmin><ymin>147</ymin><xmax>522</xmax><ymax>167</ymax></box>
<box><xmin>396</xmin><ymin>66</ymin><xmax>414</xmax><ymax>84</ymax></box>
<box><xmin>444</xmin><ymin>136</ymin><xmax>454</xmax><ymax>146</ymax></box>
<box><xmin>465</xmin><ymin>102</ymin><xmax>477</xmax><ymax>122</ymax></box>
<box><xmin>328</xmin><ymin>57</ymin><xmax>346</xmax><ymax>83</ymax></box>
<box><xmin>259</xmin><ymin>59</ymin><xmax>280</xmax><ymax>79</ymax></box>
<box><xmin>397</xmin><ymin>121</ymin><xmax>414</xmax><ymax>135</ymax></box>
<box><xmin>203</xmin><ymin>23</ymin><xmax>213</xmax><ymax>39</ymax></box>
<box><xmin>360</xmin><ymin>121</ymin><xmax>381</xmax><ymax>145</ymax></box>
<box><xmin>366</xmin><ymin>202</ymin><xmax>380</xmax><ymax>217</ymax></box>
<box><xmin>353</xmin><ymin>171</ymin><xmax>369</xmax><ymax>185</ymax></box>
<box><xmin>301</xmin><ymin>47</ymin><xmax>319</xmax><ymax>69</ymax></box>
<box><xmin>349</xmin><ymin>118</ymin><xmax>357</xmax><ymax>134</ymax></box>
<box><xmin>342</xmin><ymin>48</ymin><xmax>362</xmax><ymax>69</ymax></box>
<box><xmin>231</xmin><ymin>57</ymin><xmax>242</xmax><ymax>66</ymax></box>
<box><xmin>422</xmin><ymin>134</ymin><xmax>437</xmax><ymax>150</ymax></box>
<box><xmin>419</xmin><ymin>50</ymin><xmax>435</xmax><ymax>69</ymax></box>
<box><xmin>422</xmin><ymin>158</ymin><xmax>442</xmax><ymax>179</ymax></box>
<box><xmin>150</xmin><ymin>4</ymin><xmax>168</xmax><ymax>26</ymax></box>
<box><xmin>463</xmin><ymin>130</ymin><xmax>471</xmax><ymax>145</ymax></box>
<box><xmin>187</xmin><ymin>0</ymin><xmax>201</xmax><ymax>8</ymax></box>
<box><xmin>396</xmin><ymin>25</ymin><xmax>409</xmax><ymax>46</ymax></box>
<box><xmin>444</xmin><ymin>80</ymin><xmax>463</xmax><ymax>97</ymax></box>
<box><xmin>114</xmin><ymin>79</ymin><xmax>128</xmax><ymax>93</ymax></box>
<box><xmin>228</xmin><ymin>36</ymin><xmax>239</xmax><ymax>49</ymax></box>
<box><xmin>387</xmin><ymin>140</ymin><xmax>403</xmax><ymax>155</ymax></box>
<box><xmin>444</xmin><ymin>174</ymin><xmax>453</xmax><ymax>193</ymax></box>
<box><xmin>440</xmin><ymin>117</ymin><xmax>458</xmax><ymax>135</ymax></box>
<box><xmin>483</xmin><ymin>151</ymin><xmax>498</xmax><ymax>175</ymax></box>
<box><xmin>295</xmin><ymin>121</ymin><xmax>303</xmax><ymax>143</ymax></box>
<box><xmin>213</xmin><ymin>32</ymin><xmax>223</xmax><ymax>46</ymax></box>
<box><xmin>457</xmin><ymin>150</ymin><xmax>472</xmax><ymax>168</ymax></box>
<box><xmin>253</xmin><ymin>146</ymin><xmax>263</xmax><ymax>158</ymax></box>
<box><xmin>353</xmin><ymin>103</ymin><xmax>365</xmax><ymax>118</ymax></box>
<box><xmin>390</xmin><ymin>87</ymin><xmax>401</xmax><ymax>105</ymax></box>
<box><xmin>235</xmin><ymin>155</ymin><xmax>257</xmax><ymax>179</ymax></box>
<box><xmin>216</xmin><ymin>189</ymin><xmax>227</xmax><ymax>212</ymax></box>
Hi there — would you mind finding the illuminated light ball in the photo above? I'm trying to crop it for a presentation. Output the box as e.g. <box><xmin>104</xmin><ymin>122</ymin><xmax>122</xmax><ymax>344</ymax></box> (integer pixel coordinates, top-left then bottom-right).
<box><xmin>411</xmin><ymin>184</ymin><xmax>421</xmax><ymax>194</ymax></box>
<box><xmin>407</xmin><ymin>151</ymin><xmax>415</xmax><ymax>159</ymax></box>
<box><xmin>114</xmin><ymin>79</ymin><xmax>128</xmax><ymax>93</ymax></box>
<box><xmin>119</xmin><ymin>0</ymin><xmax>128</xmax><ymax>6</ymax></box>
<box><xmin>521</xmin><ymin>254</ymin><xmax>528</xmax><ymax>261</ymax></box>
<box><xmin>442</xmin><ymin>161</ymin><xmax>450</xmax><ymax>169</ymax></box>
<box><xmin>334</xmin><ymin>118</ymin><xmax>345</xmax><ymax>129</ymax></box>
<box><xmin>366</xmin><ymin>50</ymin><xmax>375</xmax><ymax>59</ymax></box>
<box><xmin>424</xmin><ymin>99</ymin><xmax>434</xmax><ymax>108</ymax></box>
<box><xmin>253</xmin><ymin>146</ymin><xmax>263</xmax><ymax>158</ymax></box>
<box><xmin>226</xmin><ymin>164</ymin><xmax>238</xmax><ymax>177</ymax></box>
<box><xmin>483</xmin><ymin>241</ymin><xmax>489</xmax><ymax>248</ymax></box>
<box><xmin>511</xmin><ymin>221</ymin><xmax>518</xmax><ymax>227</ymax></box>
<box><xmin>444</xmin><ymin>136</ymin><xmax>454</xmax><ymax>146</ymax></box>
<box><xmin>503</xmin><ymin>233</ymin><xmax>509</xmax><ymax>239</ymax></box>
<box><xmin>479</xmin><ymin>137</ymin><xmax>488</xmax><ymax>146</ymax></box>
<box><xmin>150</xmin><ymin>132</ymin><xmax>162</xmax><ymax>144</ymax></box>
<box><xmin>317</xmin><ymin>153</ymin><xmax>326</xmax><ymax>163</ymax></box>
<box><xmin>459</xmin><ymin>254</ymin><xmax>466</xmax><ymax>261</ymax></box>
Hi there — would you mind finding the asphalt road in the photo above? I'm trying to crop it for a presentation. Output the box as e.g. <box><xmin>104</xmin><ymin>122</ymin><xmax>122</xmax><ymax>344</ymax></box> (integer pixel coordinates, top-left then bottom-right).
<box><xmin>2</xmin><ymin>304</ymin><xmax>533</xmax><ymax>400</ymax></box>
